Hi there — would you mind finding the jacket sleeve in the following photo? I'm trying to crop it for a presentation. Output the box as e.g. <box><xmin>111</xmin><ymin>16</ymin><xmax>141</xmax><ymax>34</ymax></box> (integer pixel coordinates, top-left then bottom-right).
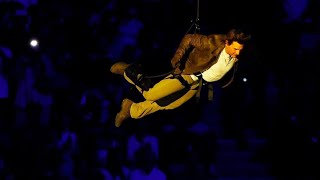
<box><xmin>170</xmin><ymin>34</ymin><xmax>204</xmax><ymax>68</ymax></box>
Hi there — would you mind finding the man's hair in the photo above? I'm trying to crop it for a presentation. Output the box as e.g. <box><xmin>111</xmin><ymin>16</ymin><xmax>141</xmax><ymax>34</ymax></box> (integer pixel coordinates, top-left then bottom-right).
<box><xmin>226</xmin><ymin>28</ymin><xmax>251</xmax><ymax>45</ymax></box>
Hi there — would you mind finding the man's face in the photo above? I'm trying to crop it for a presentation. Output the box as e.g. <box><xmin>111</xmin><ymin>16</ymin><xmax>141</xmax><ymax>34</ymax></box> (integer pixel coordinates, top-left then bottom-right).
<box><xmin>225</xmin><ymin>41</ymin><xmax>244</xmax><ymax>58</ymax></box>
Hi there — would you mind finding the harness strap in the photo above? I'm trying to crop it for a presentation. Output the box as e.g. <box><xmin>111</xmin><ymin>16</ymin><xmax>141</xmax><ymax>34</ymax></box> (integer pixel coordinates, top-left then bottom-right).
<box><xmin>208</xmin><ymin>83</ymin><xmax>214</xmax><ymax>101</ymax></box>
<box><xmin>173</xmin><ymin>73</ymin><xmax>214</xmax><ymax>103</ymax></box>
<box><xmin>195</xmin><ymin>74</ymin><xmax>214</xmax><ymax>103</ymax></box>
<box><xmin>175</xmin><ymin>75</ymin><xmax>191</xmax><ymax>89</ymax></box>
<box><xmin>195</xmin><ymin>78</ymin><xmax>203</xmax><ymax>103</ymax></box>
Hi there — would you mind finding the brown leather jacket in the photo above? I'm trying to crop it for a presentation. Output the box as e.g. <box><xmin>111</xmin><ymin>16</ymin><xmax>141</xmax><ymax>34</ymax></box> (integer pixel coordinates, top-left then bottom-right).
<box><xmin>171</xmin><ymin>33</ymin><xmax>236</xmax><ymax>88</ymax></box>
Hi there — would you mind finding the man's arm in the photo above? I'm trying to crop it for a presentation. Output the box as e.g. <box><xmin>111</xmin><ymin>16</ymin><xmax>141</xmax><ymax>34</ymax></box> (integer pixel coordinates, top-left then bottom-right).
<box><xmin>170</xmin><ymin>34</ymin><xmax>204</xmax><ymax>68</ymax></box>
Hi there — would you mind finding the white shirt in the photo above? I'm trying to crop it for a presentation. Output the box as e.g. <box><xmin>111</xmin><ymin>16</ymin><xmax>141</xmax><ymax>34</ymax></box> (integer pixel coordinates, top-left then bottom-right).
<box><xmin>191</xmin><ymin>48</ymin><xmax>236</xmax><ymax>82</ymax></box>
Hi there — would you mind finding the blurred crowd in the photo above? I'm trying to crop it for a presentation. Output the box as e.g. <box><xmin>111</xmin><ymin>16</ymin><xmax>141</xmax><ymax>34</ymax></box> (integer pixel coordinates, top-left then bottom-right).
<box><xmin>0</xmin><ymin>0</ymin><xmax>320</xmax><ymax>179</ymax></box>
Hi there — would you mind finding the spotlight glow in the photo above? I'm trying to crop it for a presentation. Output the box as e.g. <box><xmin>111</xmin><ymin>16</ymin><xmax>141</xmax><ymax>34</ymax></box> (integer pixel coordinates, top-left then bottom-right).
<box><xmin>242</xmin><ymin>77</ymin><xmax>247</xmax><ymax>82</ymax></box>
<box><xmin>30</xmin><ymin>39</ymin><xmax>38</xmax><ymax>47</ymax></box>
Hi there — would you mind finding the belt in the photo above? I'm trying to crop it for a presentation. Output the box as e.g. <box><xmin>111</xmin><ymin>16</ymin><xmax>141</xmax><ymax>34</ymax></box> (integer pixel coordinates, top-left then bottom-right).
<box><xmin>194</xmin><ymin>71</ymin><xmax>202</xmax><ymax>77</ymax></box>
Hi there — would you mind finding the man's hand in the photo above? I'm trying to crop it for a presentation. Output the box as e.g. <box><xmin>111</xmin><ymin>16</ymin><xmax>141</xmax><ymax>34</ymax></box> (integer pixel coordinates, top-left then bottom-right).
<box><xmin>173</xmin><ymin>67</ymin><xmax>182</xmax><ymax>75</ymax></box>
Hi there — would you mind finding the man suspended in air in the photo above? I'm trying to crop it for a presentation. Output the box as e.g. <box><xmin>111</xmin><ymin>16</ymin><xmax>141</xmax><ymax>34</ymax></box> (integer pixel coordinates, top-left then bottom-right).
<box><xmin>110</xmin><ymin>28</ymin><xmax>251</xmax><ymax>127</ymax></box>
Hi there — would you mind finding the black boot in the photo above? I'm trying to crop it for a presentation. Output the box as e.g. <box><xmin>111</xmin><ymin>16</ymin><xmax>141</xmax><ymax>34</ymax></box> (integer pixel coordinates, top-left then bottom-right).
<box><xmin>125</xmin><ymin>64</ymin><xmax>155</xmax><ymax>91</ymax></box>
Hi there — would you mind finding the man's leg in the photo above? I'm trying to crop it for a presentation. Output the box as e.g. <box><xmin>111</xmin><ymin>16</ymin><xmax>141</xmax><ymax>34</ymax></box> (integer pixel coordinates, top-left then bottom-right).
<box><xmin>111</xmin><ymin>62</ymin><xmax>199</xmax><ymax>127</ymax></box>
<box><xmin>111</xmin><ymin>62</ymin><xmax>196</xmax><ymax>101</ymax></box>
<box><xmin>131</xmin><ymin>88</ymin><xmax>198</xmax><ymax>118</ymax></box>
<box><xmin>124</xmin><ymin>73</ymin><xmax>196</xmax><ymax>101</ymax></box>
<box><xmin>116</xmin><ymin>84</ymin><xmax>198</xmax><ymax>127</ymax></box>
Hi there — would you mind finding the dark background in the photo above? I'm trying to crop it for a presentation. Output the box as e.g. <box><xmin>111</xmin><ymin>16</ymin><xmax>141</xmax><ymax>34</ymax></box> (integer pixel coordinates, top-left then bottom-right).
<box><xmin>0</xmin><ymin>0</ymin><xmax>319</xmax><ymax>179</ymax></box>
